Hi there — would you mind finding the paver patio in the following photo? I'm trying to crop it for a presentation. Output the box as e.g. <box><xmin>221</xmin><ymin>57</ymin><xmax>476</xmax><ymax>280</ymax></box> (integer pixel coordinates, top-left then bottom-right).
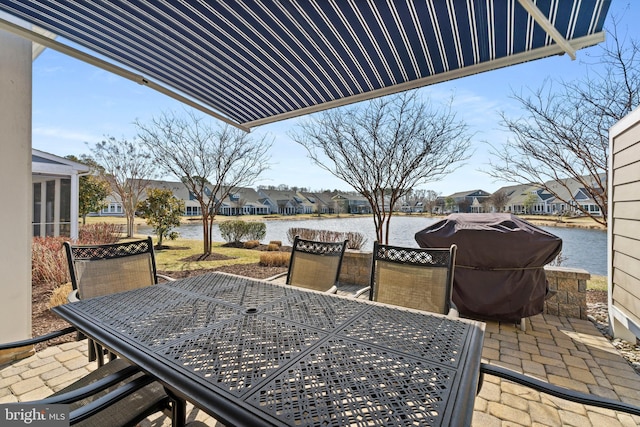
<box><xmin>2</xmin><ymin>301</ymin><xmax>639</xmax><ymax>426</ymax></box>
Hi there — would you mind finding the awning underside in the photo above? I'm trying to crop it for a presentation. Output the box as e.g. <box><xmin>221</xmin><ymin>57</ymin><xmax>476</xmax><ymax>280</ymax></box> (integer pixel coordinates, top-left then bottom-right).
<box><xmin>0</xmin><ymin>0</ymin><xmax>611</xmax><ymax>130</ymax></box>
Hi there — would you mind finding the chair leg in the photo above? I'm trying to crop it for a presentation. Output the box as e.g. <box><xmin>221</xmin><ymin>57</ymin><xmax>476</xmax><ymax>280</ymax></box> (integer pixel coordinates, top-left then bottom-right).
<box><xmin>520</xmin><ymin>318</ymin><xmax>526</xmax><ymax>332</ymax></box>
<box><xmin>167</xmin><ymin>390</ymin><xmax>186</xmax><ymax>427</ymax></box>
<box><xmin>87</xmin><ymin>340</ymin><xmax>97</xmax><ymax>363</ymax></box>
<box><xmin>91</xmin><ymin>340</ymin><xmax>106</xmax><ymax>367</ymax></box>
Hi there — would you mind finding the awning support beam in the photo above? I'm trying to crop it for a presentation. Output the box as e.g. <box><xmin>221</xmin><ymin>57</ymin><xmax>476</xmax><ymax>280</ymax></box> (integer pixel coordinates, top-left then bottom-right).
<box><xmin>0</xmin><ymin>17</ymin><xmax>249</xmax><ymax>132</ymax></box>
<box><xmin>517</xmin><ymin>0</ymin><xmax>577</xmax><ymax>60</ymax></box>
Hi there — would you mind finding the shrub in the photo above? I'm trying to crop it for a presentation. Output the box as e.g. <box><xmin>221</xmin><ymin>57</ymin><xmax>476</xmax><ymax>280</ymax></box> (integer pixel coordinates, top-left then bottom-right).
<box><xmin>345</xmin><ymin>232</ymin><xmax>367</xmax><ymax>250</ymax></box>
<box><xmin>285</xmin><ymin>228</ymin><xmax>367</xmax><ymax>250</ymax></box>
<box><xmin>32</xmin><ymin>237</ymin><xmax>69</xmax><ymax>285</ymax></box>
<box><xmin>286</xmin><ymin>227</ymin><xmax>317</xmax><ymax>243</ymax></box>
<box><xmin>266</xmin><ymin>243</ymin><xmax>280</xmax><ymax>251</ymax></box>
<box><xmin>78</xmin><ymin>222</ymin><xmax>122</xmax><ymax>244</ymax></box>
<box><xmin>219</xmin><ymin>220</ymin><xmax>248</xmax><ymax>243</ymax></box>
<box><xmin>259</xmin><ymin>252</ymin><xmax>290</xmax><ymax>267</ymax></box>
<box><xmin>243</xmin><ymin>240</ymin><xmax>261</xmax><ymax>249</ymax></box>
<box><xmin>246</xmin><ymin>222</ymin><xmax>266</xmax><ymax>241</ymax></box>
<box><xmin>220</xmin><ymin>220</ymin><xmax>266</xmax><ymax>243</ymax></box>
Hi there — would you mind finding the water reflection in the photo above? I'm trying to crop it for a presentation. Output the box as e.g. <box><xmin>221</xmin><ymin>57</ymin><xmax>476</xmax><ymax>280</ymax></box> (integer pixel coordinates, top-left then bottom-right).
<box><xmin>140</xmin><ymin>216</ymin><xmax>607</xmax><ymax>276</ymax></box>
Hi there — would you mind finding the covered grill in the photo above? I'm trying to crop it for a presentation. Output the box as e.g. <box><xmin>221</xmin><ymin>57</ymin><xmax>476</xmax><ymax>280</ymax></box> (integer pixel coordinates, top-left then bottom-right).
<box><xmin>415</xmin><ymin>213</ymin><xmax>562</xmax><ymax>323</ymax></box>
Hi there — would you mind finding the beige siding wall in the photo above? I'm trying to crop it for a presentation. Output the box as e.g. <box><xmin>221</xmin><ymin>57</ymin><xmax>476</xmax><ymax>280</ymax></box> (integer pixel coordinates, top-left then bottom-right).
<box><xmin>609</xmin><ymin>107</ymin><xmax>640</xmax><ymax>340</ymax></box>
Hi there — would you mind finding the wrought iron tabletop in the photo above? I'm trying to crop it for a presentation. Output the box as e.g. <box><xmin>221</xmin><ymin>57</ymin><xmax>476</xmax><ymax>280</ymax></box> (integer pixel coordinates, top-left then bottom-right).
<box><xmin>53</xmin><ymin>272</ymin><xmax>485</xmax><ymax>427</ymax></box>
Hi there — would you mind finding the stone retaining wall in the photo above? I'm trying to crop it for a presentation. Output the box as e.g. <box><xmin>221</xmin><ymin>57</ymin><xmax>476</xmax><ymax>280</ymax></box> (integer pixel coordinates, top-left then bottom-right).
<box><xmin>338</xmin><ymin>252</ymin><xmax>589</xmax><ymax>320</ymax></box>
<box><xmin>338</xmin><ymin>250</ymin><xmax>372</xmax><ymax>287</ymax></box>
<box><xmin>543</xmin><ymin>266</ymin><xmax>589</xmax><ymax>320</ymax></box>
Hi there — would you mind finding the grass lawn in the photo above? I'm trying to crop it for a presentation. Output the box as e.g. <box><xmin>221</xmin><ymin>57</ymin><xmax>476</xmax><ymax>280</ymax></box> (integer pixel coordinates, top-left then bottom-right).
<box><xmin>587</xmin><ymin>274</ymin><xmax>607</xmax><ymax>291</ymax></box>
<box><xmin>148</xmin><ymin>238</ymin><xmax>262</xmax><ymax>272</ymax></box>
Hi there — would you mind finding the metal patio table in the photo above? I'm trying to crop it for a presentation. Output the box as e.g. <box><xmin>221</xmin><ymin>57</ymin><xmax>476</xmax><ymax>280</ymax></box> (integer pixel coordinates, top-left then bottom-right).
<box><xmin>53</xmin><ymin>272</ymin><xmax>485</xmax><ymax>427</ymax></box>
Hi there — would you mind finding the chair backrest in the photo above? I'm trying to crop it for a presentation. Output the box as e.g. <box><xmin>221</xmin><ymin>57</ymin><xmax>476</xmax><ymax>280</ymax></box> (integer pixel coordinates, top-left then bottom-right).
<box><xmin>286</xmin><ymin>236</ymin><xmax>348</xmax><ymax>292</ymax></box>
<box><xmin>370</xmin><ymin>242</ymin><xmax>457</xmax><ymax>314</ymax></box>
<box><xmin>64</xmin><ymin>237</ymin><xmax>158</xmax><ymax>299</ymax></box>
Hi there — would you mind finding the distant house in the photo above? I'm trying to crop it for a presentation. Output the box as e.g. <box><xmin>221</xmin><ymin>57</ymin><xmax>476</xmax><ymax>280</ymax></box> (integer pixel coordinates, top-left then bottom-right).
<box><xmin>137</xmin><ymin>181</ymin><xmax>270</xmax><ymax>217</ymax></box>
<box><xmin>495</xmin><ymin>175</ymin><xmax>605</xmax><ymax>217</ymax></box>
<box><xmin>257</xmin><ymin>189</ymin><xmax>304</xmax><ymax>215</ymax></box>
<box><xmin>300</xmin><ymin>191</ymin><xmax>335</xmax><ymax>214</ymax></box>
<box><xmin>496</xmin><ymin>184</ymin><xmax>546</xmax><ymax>214</ymax></box>
<box><xmin>97</xmin><ymin>179</ymin><xmax>209</xmax><ymax>217</ymax></box>
<box><xmin>32</xmin><ymin>149</ymin><xmax>89</xmax><ymax>239</ymax></box>
<box><xmin>137</xmin><ymin>179</ymin><xmax>203</xmax><ymax>217</ymax></box>
<box><xmin>437</xmin><ymin>189</ymin><xmax>491</xmax><ymax>214</ymax></box>
<box><xmin>400</xmin><ymin>200</ymin><xmax>425</xmax><ymax>213</ymax></box>
<box><xmin>544</xmin><ymin>176</ymin><xmax>605</xmax><ymax>217</ymax></box>
<box><xmin>99</xmin><ymin>193</ymin><xmax>125</xmax><ymax>216</ymax></box>
<box><xmin>217</xmin><ymin>187</ymin><xmax>269</xmax><ymax>215</ymax></box>
<box><xmin>333</xmin><ymin>192</ymin><xmax>372</xmax><ymax>214</ymax></box>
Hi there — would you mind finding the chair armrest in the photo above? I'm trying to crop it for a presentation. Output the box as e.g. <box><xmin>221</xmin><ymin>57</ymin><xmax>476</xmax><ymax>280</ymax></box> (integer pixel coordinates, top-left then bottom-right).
<box><xmin>352</xmin><ymin>286</ymin><xmax>370</xmax><ymax>299</ymax></box>
<box><xmin>68</xmin><ymin>289</ymin><xmax>80</xmax><ymax>303</ymax></box>
<box><xmin>0</xmin><ymin>326</ymin><xmax>77</xmax><ymax>351</ymax></box>
<box><xmin>38</xmin><ymin>364</ymin><xmax>142</xmax><ymax>404</ymax></box>
<box><xmin>447</xmin><ymin>301</ymin><xmax>460</xmax><ymax>318</ymax></box>
<box><xmin>480</xmin><ymin>363</ymin><xmax>640</xmax><ymax>416</ymax></box>
<box><xmin>69</xmin><ymin>374</ymin><xmax>162</xmax><ymax>424</ymax></box>
<box><xmin>156</xmin><ymin>273</ymin><xmax>176</xmax><ymax>282</ymax></box>
<box><xmin>264</xmin><ymin>272</ymin><xmax>288</xmax><ymax>281</ymax></box>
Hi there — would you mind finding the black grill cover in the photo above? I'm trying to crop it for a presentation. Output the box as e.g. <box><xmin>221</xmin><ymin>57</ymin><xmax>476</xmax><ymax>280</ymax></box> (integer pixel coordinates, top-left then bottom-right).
<box><xmin>415</xmin><ymin>213</ymin><xmax>562</xmax><ymax>322</ymax></box>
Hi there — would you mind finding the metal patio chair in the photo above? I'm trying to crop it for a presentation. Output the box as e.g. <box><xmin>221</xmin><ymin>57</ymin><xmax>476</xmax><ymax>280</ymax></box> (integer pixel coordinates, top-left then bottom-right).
<box><xmin>0</xmin><ymin>327</ymin><xmax>181</xmax><ymax>427</ymax></box>
<box><xmin>268</xmin><ymin>236</ymin><xmax>348</xmax><ymax>293</ymax></box>
<box><xmin>355</xmin><ymin>242</ymin><xmax>458</xmax><ymax>316</ymax></box>
<box><xmin>64</xmin><ymin>237</ymin><xmax>174</xmax><ymax>365</ymax></box>
<box><xmin>479</xmin><ymin>362</ymin><xmax>640</xmax><ymax>416</ymax></box>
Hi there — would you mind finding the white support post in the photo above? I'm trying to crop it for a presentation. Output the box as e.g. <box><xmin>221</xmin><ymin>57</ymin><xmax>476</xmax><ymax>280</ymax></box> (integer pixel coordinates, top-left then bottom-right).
<box><xmin>70</xmin><ymin>172</ymin><xmax>80</xmax><ymax>240</ymax></box>
<box><xmin>0</xmin><ymin>24</ymin><xmax>32</xmax><ymax>342</ymax></box>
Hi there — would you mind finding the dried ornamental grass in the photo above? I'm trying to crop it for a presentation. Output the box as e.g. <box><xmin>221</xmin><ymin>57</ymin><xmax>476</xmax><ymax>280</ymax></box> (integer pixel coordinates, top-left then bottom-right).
<box><xmin>259</xmin><ymin>252</ymin><xmax>290</xmax><ymax>267</ymax></box>
<box><xmin>78</xmin><ymin>222</ymin><xmax>123</xmax><ymax>244</ymax></box>
<box><xmin>49</xmin><ymin>283</ymin><xmax>73</xmax><ymax>308</ymax></box>
<box><xmin>243</xmin><ymin>240</ymin><xmax>261</xmax><ymax>249</ymax></box>
<box><xmin>32</xmin><ymin>237</ymin><xmax>69</xmax><ymax>285</ymax></box>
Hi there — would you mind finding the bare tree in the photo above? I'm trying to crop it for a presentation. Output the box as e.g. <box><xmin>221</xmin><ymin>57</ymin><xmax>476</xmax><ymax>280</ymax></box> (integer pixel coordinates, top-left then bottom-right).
<box><xmin>487</xmin><ymin>23</ymin><xmax>640</xmax><ymax>226</ymax></box>
<box><xmin>457</xmin><ymin>198</ymin><xmax>472</xmax><ymax>214</ymax></box>
<box><xmin>91</xmin><ymin>137</ymin><xmax>156</xmax><ymax>237</ymax></box>
<box><xmin>135</xmin><ymin>111</ymin><xmax>271</xmax><ymax>255</ymax></box>
<box><xmin>488</xmin><ymin>189</ymin><xmax>509</xmax><ymax>213</ymax></box>
<box><xmin>292</xmin><ymin>92</ymin><xmax>471</xmax><ymax>245</ymax></box>
<box><xmin>235</xmin><ymin>196</ymin><xmax>247</xmax><ymax>215</ymax></box>
<box><xmin>422</xmin><ymin>190</ymin><xmax>440</xmax><ymax>215</ymax></box>
<box><xmin>523</xmin><ymin>192</ymin><xmax>539</xmax><ymax>215</ymax></box>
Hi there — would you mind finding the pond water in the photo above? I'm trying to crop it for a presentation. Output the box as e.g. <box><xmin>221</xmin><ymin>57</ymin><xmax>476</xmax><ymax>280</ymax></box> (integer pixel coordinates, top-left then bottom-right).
<box><xmin>140</xmin><ymin>216</ymin><xmax>607</xmax><ymax>276</ymax></box>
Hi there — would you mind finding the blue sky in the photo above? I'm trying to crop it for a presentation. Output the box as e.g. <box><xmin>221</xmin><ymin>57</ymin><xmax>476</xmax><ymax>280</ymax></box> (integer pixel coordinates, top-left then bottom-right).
<box><xmin>31</xmin><ymin>1</ymin><xmax>635</xmax><ymax>196</ymax></box>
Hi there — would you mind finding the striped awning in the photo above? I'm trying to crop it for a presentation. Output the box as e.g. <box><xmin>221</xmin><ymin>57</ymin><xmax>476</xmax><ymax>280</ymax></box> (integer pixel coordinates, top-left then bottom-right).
<box><xmin>0</xmin><ymin>0</ymin><xmax>611</xmax><ymax>131</ymax></box>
